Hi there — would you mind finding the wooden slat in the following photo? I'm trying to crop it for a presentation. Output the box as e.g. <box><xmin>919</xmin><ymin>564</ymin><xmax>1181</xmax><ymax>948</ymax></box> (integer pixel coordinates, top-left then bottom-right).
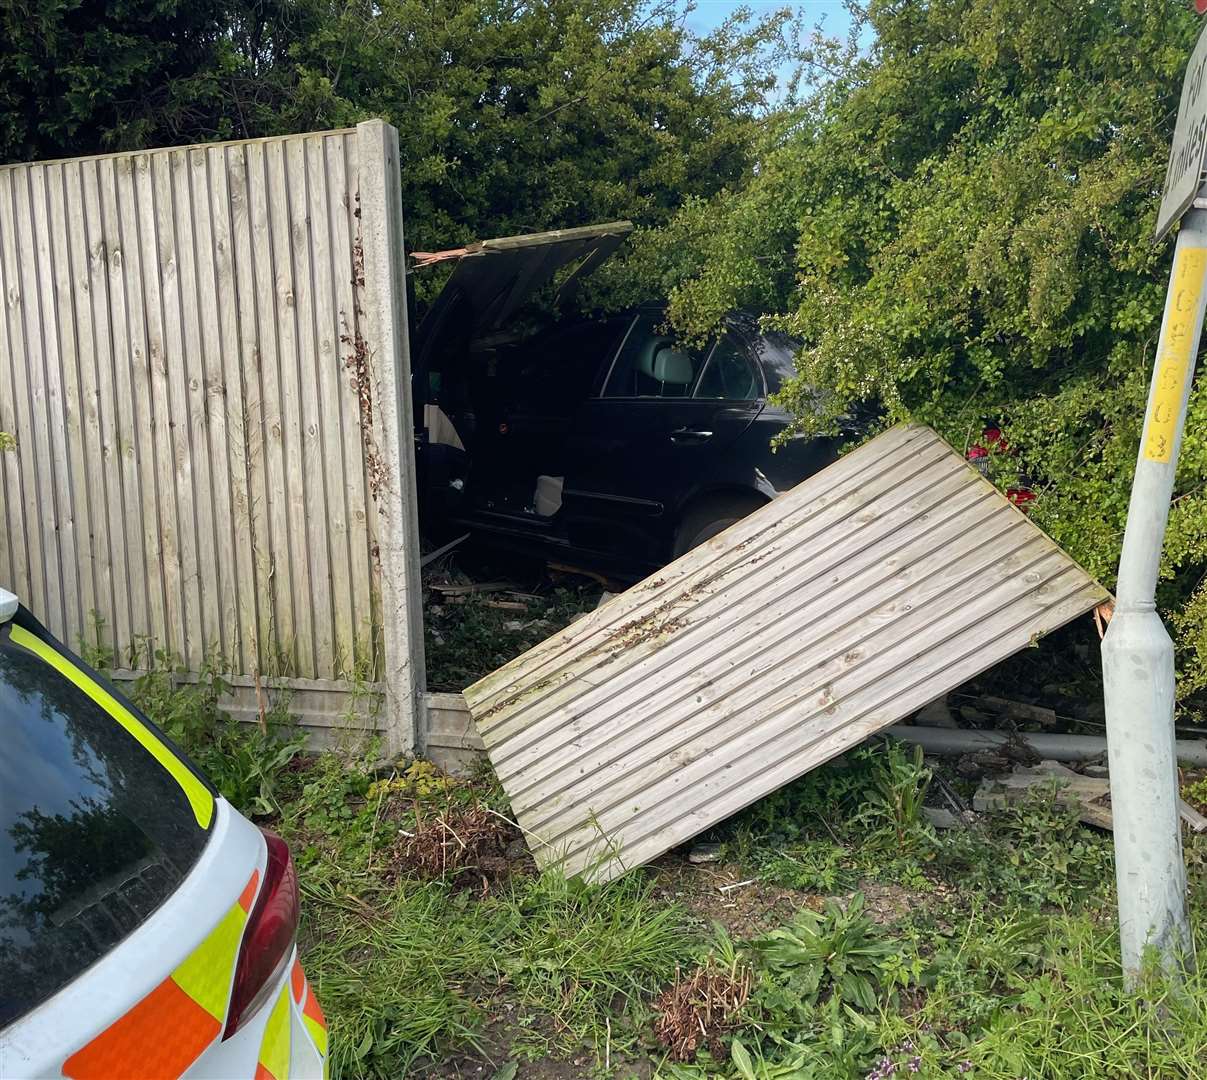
<box><xmin>328</xmin><ymin>133</ymin><xmax>375</xmax><ymax>673</ymax></box>
<box><xmin>208</xmin><ymin>143</ymin><xmax>258</xmax><ymax>674</ymax></box>
<box><xmin>226</xmin><ymin>142</ymin><xmax>270</xmax><ymax>677</ymax></box>
<box><xmin>163</xmin><ymin>148</ymin><xmax>207</xmax><ymax>670</ymax></box>
<box><xmin>44</xmin><ymin>161</ymin><xmax>93</xmax><ymax>651</ymax></box>
<box><xmin>60</xmin><ymin>161</ymin><xmax>106</xmax><ymax>647</ymax></box>
<box><xmin>81</xmin><ymin>157</ymin><xmax>131</xmax><ymax>654</ymax></box>
<box><xmin>13</xmin><ymin>165</ymin><xmax>67</xmax><ymax>636</ymax></box>
<box><xmin>177</xmin><ymin>146</ymin><xmax>225</xmax><ymax>661</ymax></box>
<box><xmin>246</xmin><ymin>139</ymin><xmax>296</xmax><ymax>674</ymax></box>
<box><xmin>117</xmin><ymin>154</ymin><xmax>170</xmax><ymax>659</ymax></box>
<box><xmin>287</xmin><ymin>135</ymin><xmax>333</xmax><ymax>677</ymax></box>
<box><xmin>307</xmin><ymin>135</ymin><xmax>355</xmax><ymax>677</ymax></box>
<box><xmin>0</xmin><ymin>170</ymin><xmax>39</xmax><ymax>618</ymax></box>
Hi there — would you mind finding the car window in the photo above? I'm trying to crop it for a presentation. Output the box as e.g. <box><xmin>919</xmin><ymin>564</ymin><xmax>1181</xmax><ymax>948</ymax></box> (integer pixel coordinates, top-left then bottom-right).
<box><xmin>694</xmin><ymin>337</ymin><xmax>760</xmax><ymax>401</ymax></box>
<box><xmin>515</xmin><ymin>317</ymin><xmax>631</xmax><ymax>411</ymax></box>
<box><xmin>603</xmin><ymin>314</ymin><xmax>707</xmax><ymax>398</ymax></box>
<box><xmin>750</xmin><ymin>330</ymin><xmax>800</xmax><ymax>395</ymax></box>
<box><xmin>0</xmin><ymin>623</ymin><xmax>210</xmax><ymax>1028</ymax></box>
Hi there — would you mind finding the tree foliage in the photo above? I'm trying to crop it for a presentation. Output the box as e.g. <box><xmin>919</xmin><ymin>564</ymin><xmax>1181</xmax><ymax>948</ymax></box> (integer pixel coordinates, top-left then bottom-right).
<box><xmin>643</xmin><ymin>0</ymin><xmax>1207</xmax><ymax>704</ymax></box>
<box><xmin>0</xmin><ymin>0</ymin><xmax>793</xmax><ymax>257</ymax></box>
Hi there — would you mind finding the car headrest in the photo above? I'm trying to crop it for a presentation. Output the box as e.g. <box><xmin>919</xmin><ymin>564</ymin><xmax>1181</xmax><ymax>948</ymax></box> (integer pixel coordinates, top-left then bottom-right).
<box><xmin>648</xmin><ymin>346</ymin><xmax>695</xmax><ymax>385</ymax></box>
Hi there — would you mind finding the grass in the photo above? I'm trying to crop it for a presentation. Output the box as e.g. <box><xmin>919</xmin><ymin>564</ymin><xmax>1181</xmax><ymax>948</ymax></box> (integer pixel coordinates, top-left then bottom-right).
<box><xmin>124</xmin><ymin>664</ymin><xmax>1207</xmax><ymax>1079</ymax></box>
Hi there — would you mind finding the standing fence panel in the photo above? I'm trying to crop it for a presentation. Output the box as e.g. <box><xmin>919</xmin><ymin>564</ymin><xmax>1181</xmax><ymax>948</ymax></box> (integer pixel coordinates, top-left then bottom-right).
<box><xmin>0</xmin><ymin>121</ymin><xmax>424</xmax><ymax>754</ymax></box>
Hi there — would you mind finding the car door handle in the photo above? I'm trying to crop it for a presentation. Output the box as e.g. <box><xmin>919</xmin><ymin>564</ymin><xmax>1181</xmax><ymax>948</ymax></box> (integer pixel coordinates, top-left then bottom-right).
<box><xmin>670</xmin><ymin>427</ymin><xmax>713</xmax><ymax>444</ymax></box>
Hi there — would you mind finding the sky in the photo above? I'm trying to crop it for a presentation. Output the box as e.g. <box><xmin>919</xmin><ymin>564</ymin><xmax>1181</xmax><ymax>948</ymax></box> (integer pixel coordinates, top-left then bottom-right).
<box><xmin>680</xmin><ymin>1</ymin><xmax>870</xmax><ymax>99</ymax></box>
<box><xmin>682</xmin><ymin>0</ymin><xmax>859</xmax><ymax>41</ymax></box>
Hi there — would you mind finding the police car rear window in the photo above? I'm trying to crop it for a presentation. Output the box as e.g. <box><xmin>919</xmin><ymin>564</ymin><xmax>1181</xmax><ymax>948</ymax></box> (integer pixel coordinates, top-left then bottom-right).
<box><xmin>0</xmin><ymin>627</ymin><xmax>210</xmax><ymax>1028</ymax></box>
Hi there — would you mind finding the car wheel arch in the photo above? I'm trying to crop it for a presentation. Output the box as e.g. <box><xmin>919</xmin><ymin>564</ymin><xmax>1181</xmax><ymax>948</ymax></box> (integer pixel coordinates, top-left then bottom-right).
<box><xmin>671</xmin><ymin>487</ymin><xmax>770</xmax><ymax>558</ymax></box>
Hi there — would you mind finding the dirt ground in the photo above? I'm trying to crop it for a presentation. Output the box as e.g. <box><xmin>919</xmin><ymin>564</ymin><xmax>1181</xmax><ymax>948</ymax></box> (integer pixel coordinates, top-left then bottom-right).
<box><xmin>645</xmin><ymin>851</ymin><xmax>819</xmax><ymax>937</ymax></box>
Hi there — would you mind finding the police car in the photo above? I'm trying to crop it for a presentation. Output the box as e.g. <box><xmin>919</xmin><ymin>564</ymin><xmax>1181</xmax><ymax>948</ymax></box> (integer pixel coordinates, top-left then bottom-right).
<box><xmin>0</xmin><ymin>588</ymin><xmax>327</xmax><ymax>1078</ymax></box>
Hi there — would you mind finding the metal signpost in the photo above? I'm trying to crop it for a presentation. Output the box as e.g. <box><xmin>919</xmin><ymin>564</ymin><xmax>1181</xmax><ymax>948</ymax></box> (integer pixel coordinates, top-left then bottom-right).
<box><xmin>1103</xmin><ymin>21</ymin><xmax>1207</xmax><ymax>977</ymax></box>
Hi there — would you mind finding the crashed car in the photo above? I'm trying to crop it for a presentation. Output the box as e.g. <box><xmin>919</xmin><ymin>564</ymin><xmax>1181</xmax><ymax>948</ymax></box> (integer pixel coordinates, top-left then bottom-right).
<box><xmin>412</xmin><ymin>223</ymin><xmax>857</xmax><ymax>578</ymax></box>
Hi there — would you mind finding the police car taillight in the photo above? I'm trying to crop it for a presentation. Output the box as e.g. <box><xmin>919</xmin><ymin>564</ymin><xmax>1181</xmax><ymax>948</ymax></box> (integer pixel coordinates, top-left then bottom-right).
<box><xmin>223</xmin><ymin>829</ymin><xmax>300</xmax><ymax>1038</ymax></box>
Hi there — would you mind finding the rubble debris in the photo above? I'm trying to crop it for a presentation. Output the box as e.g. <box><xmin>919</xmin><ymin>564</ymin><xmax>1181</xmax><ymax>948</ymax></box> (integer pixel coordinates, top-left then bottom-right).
<box><xmin>973</xmin><ymin>761</ymin><xmax>1207</xmax><ymax>833</ymax></box>
<box><xmin>420</xmin><ymin>532</ymin><xmax>470</xmax><ymax>569</ymax></box>
<box><xmin>975</xmin><ymin>761</ymin><xmax>1113</xmax><ymax>829</ymax></box>
<box><xmin>921</xmin><ymin>806</ymin><xmax>960</xmax><ymax>830</ymax></box>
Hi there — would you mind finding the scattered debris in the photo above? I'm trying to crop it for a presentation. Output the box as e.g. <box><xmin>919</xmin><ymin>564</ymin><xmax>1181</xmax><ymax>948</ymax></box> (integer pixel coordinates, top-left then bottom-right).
<box><xmin>974</xmin><ymin>694</ymin><xmax>1059</xmax><ymax>728</ymax></box>
<box><xmin>973</xmin><ymin>761</ymin><xmax>1207</xmax><ymax>833</ymax></box>
<box><xmin>921</xmin><ymin>806</ymin><xmax>961</xmax><ymax>830</ymax></box>
<box><xmin>718</xmin><ymin>879</ymin><xmax>757</xmax><ymax>894</ymax></box>
<box><xmin>1180</xmin><ymin>799</ymin><xmax>1207</xmax><ymax>834</ymax></box>
<box><xmin>653</xmin><ymin>960</ymin><xmax>752</xmax><ymax>1062</ymax></box>
<box><xmin>392</xmin><ymin>804</ymin><xmax>523</xmax><ymax>889</ymax></box>
<box><xmin>431</xmin><ymin>581</ymin><xmax>510</xmax><ymax>597</ymax></box>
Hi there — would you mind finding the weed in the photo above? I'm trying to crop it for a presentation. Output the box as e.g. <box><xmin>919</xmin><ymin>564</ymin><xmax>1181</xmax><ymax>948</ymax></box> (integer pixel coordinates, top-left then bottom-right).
<box><xmin>501</xmin><ymin>871</ymin><xmax>696</xmax><ymax>1053</ymax></box>
<box><xmin>755</xmin><ymin>894</ymin><xmax>913</xmax><ymax>1013</ymax></box>
<box><xmin>936</xmin><ymin>789</ymin><xmax>1115</xmax><ymax>908</ymax></box>
<box><xmin>83</xmin><ymin>626</ymin><xmax>307</xmax><ymax>818</ymax></box>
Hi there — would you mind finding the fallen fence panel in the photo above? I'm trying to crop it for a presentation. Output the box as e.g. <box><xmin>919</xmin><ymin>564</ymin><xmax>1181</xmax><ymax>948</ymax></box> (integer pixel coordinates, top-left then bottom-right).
<box><xmin>464</xmin><ymin>424</ymin><xmax>1111</xmax><ymax>883</ymax></box>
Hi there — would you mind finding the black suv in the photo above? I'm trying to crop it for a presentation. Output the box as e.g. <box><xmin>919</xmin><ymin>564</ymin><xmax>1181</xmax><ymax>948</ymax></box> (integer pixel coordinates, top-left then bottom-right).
<box><xmin>412</xmin><ymin>225</ymin><xmax>855</xmax><ymax>578</ymax></box>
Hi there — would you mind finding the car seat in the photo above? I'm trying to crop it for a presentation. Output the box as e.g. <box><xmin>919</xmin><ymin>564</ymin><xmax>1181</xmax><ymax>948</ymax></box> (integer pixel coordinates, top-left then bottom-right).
<box><xmin>635</xmin><ymin>338</ymin><xmax>695</xmax><ymax>397</ymax></box>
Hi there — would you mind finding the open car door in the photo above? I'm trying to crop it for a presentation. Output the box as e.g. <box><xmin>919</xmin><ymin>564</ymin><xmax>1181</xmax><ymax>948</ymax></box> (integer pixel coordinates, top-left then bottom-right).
<box><xmin>410</xmin><ymin>221</ymin><xmax>632</xmax><ymax>528</ymax></box>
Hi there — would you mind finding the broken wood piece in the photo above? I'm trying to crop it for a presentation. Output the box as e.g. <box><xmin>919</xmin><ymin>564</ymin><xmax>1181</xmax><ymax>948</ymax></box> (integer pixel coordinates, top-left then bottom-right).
<box><xmin>975</xmin><ymin>695</ymin><xmax>1059</xmax><ymax>727</ymax></box>
<box><xmin>973</xmin><ymin>765</ymin><xmax>1113</xmax><ymax>829</ymax></box>
<box><xmin>1179</xmin><ymin>798</ymin><xmax>1207</xmax><ymax>833</ymax></box>
<box><xmin>974</xmin><ymin>766</ymin><xmax>1207</xmax><ymax>833</ymax></box>
<box><xmin>431</xmin><ymin>580</ymin><xmax>510</xmax><ymax>596</ymax></box>
<box><xmin>420</xmin><ymin>532</ymin><xmax>470</xmax><ymax>569</ymax></box>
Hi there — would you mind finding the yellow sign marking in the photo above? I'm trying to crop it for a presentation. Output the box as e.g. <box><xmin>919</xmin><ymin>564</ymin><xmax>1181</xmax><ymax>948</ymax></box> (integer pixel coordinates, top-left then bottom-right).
<box><xmin>1145</xmin><ymin>246</ymin><xmax>1207</xmax><ymax>462</ymax></box>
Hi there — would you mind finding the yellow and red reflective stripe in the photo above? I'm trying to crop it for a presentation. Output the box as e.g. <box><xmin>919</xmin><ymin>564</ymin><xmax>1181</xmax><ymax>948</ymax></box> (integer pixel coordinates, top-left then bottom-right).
<box><xmin>255</xmin><ymin>985</ymin><xmax>291</xmax><ymax>1080</ymax></box>
<box><xmin>62</xmin><ymin>871</ymin><xmax>258</xmax><ymax>1079</ymax></box>
<box><xmin>290</xmin><ymin>957</ymin><xmax>328</xmax><ymax>1058</ymax></box>
<box><xmin>9</xmin><ymin>624</ymin><xmax>214</xmax><ymax>828</ymax></box>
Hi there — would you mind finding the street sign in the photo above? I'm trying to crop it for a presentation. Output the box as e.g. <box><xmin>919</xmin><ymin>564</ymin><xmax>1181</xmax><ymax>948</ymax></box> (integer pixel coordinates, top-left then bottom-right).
<box><xmin>1157</xmin><ymin>23</ymin><xmax>1207</xmax><ymax>241</ymax></box>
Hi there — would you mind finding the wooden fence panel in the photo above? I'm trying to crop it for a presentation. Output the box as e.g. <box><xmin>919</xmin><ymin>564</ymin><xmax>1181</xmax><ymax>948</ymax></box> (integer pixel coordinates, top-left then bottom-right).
<box><xmin>0</xmin><ymin>122</ymin><xmax>423</xmax><ymax>751</ymax></box>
